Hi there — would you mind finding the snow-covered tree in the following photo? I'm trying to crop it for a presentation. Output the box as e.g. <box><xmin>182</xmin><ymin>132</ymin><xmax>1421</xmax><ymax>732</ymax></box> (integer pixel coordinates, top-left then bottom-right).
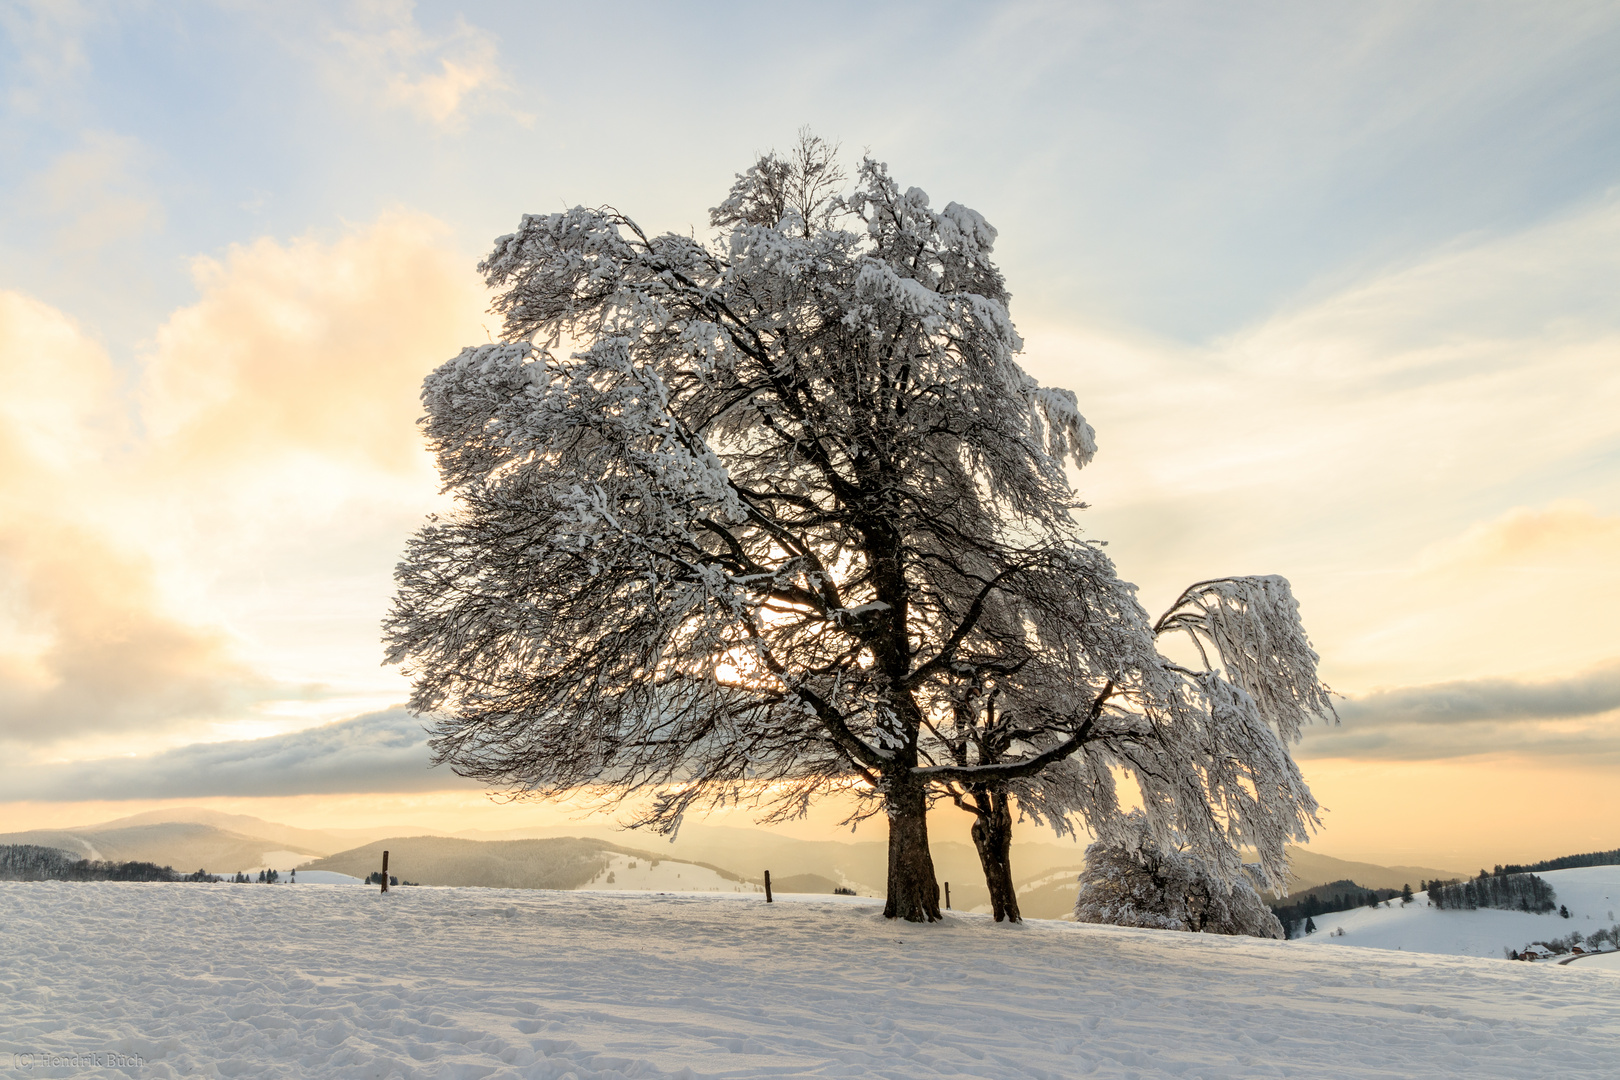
<box><xmin>1073</xmin><ymin>812</ymin><xmax>1285</xmax><ymax>938</ymax></box>
<box><xmin>385</xmin><ymin>134</ymin><xmax>1329</xmax><ymax>923</ymax></box>
<box><xmin>933</xmin><ymin>574</ymin><xmax>1333</xmax><ymax>922</ymax></box>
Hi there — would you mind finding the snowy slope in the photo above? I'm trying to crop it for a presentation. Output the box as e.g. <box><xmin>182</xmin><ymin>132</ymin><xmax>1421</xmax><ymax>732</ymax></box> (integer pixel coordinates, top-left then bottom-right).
<box><xmin>1576</xmin><ymin>951</ymin><xmax>1620</xmax><ymax>970</ymax></box>
<box><xmin>581</xmin><ymin>852</ymin><xmax>762</xmax><ymax>893</ymax></box>
<box><xmin>1295</xmin><ymin>866</ymin><xmax>1620</xmax><ymax>958</ymax></box>
<box><xmin>3</xmin><ymin>882</ymin><xmax>1618</xmax><ymax>1078</ymax></box>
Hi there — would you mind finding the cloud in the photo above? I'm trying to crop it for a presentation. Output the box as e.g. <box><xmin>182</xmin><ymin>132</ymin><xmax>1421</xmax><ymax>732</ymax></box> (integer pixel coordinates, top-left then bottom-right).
<box><xmin>325</xmin><ymin>1</ymin><xmax>520</xmax><ymax>128</ymax></box>
<box><xmin>0</xmin><ymin>210</ymin><xmax>486</xmax><ymax>752</ymax></box>
<box><xmin>0</xmin><ymin>290</ymin><xmax>125</xmax><ymax>466</ymax></box>
<box><xmin>0</xmin><ymin>0</ymin><xmax>96</xmax><ymax>115</ymax></box>
<box><xmin>0</xmin><ymin>292</ymin><xmax>278</xmax><ymax>746</ymax></box>
<box><xmin>140</xmin><ymin>210</ymin><xmax>485</xmax><ymax>473</ymax></box>
<box><xmin>1340</xmin><ymin>662</ymin><xmax>1620</xmax><ymax>725</ymax></box>
<box><xmin>1024</xmin><ymin>193</ymin><xmax>1620</xmax><ymax>697</ymax></box>
<box><xmin>25</xmin><ymin>131</ymin><xmax>163</xmax><ymax>251</ymax></box>
<box><xmin>1295</xmin><ymin>661</ymin><xmax>1620</xmax><ymax>762</ymax></box>
<box><xmin>4</xmin><ymin>707</ymin><xmax>475</xmax><ymax>800</ymax></box>
<box><xmin>1416</xmin><ymin>501</ymin><xmax>1620</xmax><ymax>573</ymax></box>
<box><xmin>0</xmin><ymin>521</ymin><xmax>278</xmax><ymax>745</ymax></box>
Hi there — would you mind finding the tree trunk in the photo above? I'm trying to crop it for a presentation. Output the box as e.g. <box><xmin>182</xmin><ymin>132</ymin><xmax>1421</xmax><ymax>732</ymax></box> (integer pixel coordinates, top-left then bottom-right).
<box><xmin>883</xmin><ymin>774</ymin><xmax>942</xmax><ymax>922</ymax></box>
<box><xmin>970</xmin><ymin>789</ymin><xmax>1021</xmax><ymax>923</ymax></box>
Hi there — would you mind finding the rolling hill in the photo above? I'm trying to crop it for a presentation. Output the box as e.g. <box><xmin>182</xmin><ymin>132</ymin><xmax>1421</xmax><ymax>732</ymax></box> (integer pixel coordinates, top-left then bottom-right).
<box><xmin>1294</xmin><ymin>865</ymin><xmax>1620</xmax><ymax>959</ymax></box>
<box><xmin>0</xmin><ymin>822</ymin><xmax>324</xmax><ymax>876</ymax></box>
<box><xmin>0</xmin><ymin>805</ymin><xmax>1472</xmax><ymax>920</ymax></box>
<box><xmin>300</xmin><ymin>836</ymin><xmax>753</xmax><ymax>892</ymax></box>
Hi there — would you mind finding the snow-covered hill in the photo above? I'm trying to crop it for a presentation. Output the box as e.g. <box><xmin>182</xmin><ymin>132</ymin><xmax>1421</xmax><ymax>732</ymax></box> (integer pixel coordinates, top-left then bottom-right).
<box><xmin>0</xmin><ymin>822</ymin><xmax>327</xmax><ymax>874</ymax></box>
<box><xmin>1296</xmin><ymin>866</ymin><xmax>1620</xmax><ymax>958</ymax></box>
<box><xmin>581</xmin><ymin>852</ymin><xmax>762</xmax><ymax>893</ymax></box>
<box><xmin>3</xmin><ymin>882</ymin><xmax>1617</xmax><ymax>1078</ymax></box>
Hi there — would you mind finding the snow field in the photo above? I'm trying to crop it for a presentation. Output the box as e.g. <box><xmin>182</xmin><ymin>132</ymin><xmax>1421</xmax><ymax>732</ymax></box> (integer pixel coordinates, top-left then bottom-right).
<box><xmin>1296</xmin><ymin>866</ymin><xmax>1620</xmax><ymax>958</ymax></box>
<box><xmin>1</xmin><ymin>882</ymin><xmax>1617</xmax><ymax>1079</ymax></box>
<box><xmin>1572</xmin><ymin>951</ymin><xmax>1620</xmax><ymax>969</ymax></box>
<box><xmin>578</xmin><ymin>853</ymin><xmax>760</xmax><ymax>894</ymax></box>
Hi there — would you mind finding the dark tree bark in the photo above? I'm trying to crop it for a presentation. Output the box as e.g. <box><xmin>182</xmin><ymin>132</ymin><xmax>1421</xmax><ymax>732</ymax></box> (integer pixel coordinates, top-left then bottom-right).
<box><xmin>882</xmin><ymin>773</ymin><xmax>942</xmax><ymax>922</ymax></box>
<box><xmin>969</xmin><ymin>788</ymin><xmax>1021</xmax><ymax>922</ymax></box>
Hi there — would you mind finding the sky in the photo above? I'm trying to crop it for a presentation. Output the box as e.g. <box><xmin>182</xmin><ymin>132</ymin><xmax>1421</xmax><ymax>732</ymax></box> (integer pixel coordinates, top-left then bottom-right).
<box><xmin>2</xmin><ymin>0</ymin><xmax>1619</xmax><ymax>872</ymax></box>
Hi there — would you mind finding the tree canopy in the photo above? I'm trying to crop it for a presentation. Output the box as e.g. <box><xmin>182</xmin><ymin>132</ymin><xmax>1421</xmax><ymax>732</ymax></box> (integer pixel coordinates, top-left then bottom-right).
<box><xmin>386</xmin><ymin>135</ymin><xmax>1333</xmax><ymax>921</ymax></box>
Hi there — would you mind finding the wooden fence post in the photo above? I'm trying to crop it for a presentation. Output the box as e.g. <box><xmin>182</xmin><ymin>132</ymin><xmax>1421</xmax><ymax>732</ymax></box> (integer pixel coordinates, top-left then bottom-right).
<box><xmin>945</xmin><ymin>882</ymin><xmax>951</xmax><ymax>910</ymax></box>
<box><xmin>764</xmin><ymin>870</ymin><xmax>773</xmax><ymax>903</ymax></box>
<box><xmin>381</xmin><ymin>850</ymin><xmax>389</xmax><ymax>894</ymax></box>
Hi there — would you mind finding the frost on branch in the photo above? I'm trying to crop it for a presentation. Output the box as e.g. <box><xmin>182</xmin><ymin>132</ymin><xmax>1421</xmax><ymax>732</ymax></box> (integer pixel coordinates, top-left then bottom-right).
<box><xmin>1155</xmin><ymin>576</ymin><xmax>1336</xmax><ymax>745</ymax></box>
<box><xmin>384</xmin><ymin>135</ymin><xmax>1329</xmax><ymax>924</ymax></box>
<box><xmin>386</xmin><ymin>139</ymin><xmax>1103</xmax><ymax>876</ymax></box>
<box><xmin>1073</xmin><ymin>812</ymin><xmax>1285</xmax><ymax>939</ymax></box>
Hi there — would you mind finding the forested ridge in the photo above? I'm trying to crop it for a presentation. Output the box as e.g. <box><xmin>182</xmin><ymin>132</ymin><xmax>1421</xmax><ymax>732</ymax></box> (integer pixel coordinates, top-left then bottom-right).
<box><xmin>1426</xmin><ymin>871</ymin><xmax>1556</xmax><ymax>913</ymax></box>
<box><xmin>1494</xmin><ymin>847</ymin><xmax>1620</xmax><ymax>875</ymax></box>
<box><xmin>0</xmin><ymin>844</ymin><xmax>216</xmax><ymax>882</ymax></box>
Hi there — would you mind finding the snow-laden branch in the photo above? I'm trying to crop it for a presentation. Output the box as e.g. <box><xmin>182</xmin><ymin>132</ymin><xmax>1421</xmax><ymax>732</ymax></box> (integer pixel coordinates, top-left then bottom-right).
<box><xmin>1154</xmin><ymin>575</ymin><xmax>1337</xmax><ymax>743</ymax></box>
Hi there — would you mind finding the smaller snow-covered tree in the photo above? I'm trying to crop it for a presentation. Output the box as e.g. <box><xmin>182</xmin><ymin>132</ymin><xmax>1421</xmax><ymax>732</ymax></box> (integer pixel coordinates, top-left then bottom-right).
<box><xmin>1072</xmin><ymin>811</ymin><xmax>1284</xmax><ymax>939</ymax></box>
<box><xmin>938</xmin><ymin>574</ymin><xmax>1333</xmax><ymax>923</ymax></box>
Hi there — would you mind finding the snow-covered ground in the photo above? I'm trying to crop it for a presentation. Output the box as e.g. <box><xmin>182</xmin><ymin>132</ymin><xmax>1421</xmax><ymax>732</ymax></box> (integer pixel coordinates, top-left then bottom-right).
<box><xmin>291</xmin><ymin>871</ymin><xmax>365</xmax><ymax>885</ymax></box>
<box><xmin>3</xmin><ymin>883</ymin><xmax>1618</xmax><ymax>1078</ymax></box>
<box><xmin>1296</xmin><ymin>866</ymin><xmax>1620</xmax><ymax>959</ymax></box>
<box><xmin>1574</xmin><ymin>950</ymin><xmax>1620</xmax><ymax>970</ymax></box>
<box><xmin>579</xmin><ymin>852</ymin><xmax>761</xmax><ymax>894</ymax></box>
<box><xmin>227</xmin><ymin>851</ymin><xmax>318</xmax><ymax>875</ymax></box>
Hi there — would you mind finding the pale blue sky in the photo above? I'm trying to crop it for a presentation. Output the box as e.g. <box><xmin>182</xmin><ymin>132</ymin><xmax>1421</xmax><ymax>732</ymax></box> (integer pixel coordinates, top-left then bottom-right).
<box><xmin>7</xmin><ymin>2</ymin><xmax>1620</xmax><ymax>343</ymax></box>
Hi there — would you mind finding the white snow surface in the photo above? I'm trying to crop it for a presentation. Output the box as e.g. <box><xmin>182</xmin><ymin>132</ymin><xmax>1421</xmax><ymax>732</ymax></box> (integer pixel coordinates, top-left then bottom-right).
<box><xmin>1297</xmin><ymin>866</ymin><xmax>1620</xmax><ymax>958</ymax></box>
<box><xmin>290</xmin><ymin>871</ymin><xmax>365</xmax><ymax>885</ymax></box>
<box><xmin>580</xmin><ymin>853</ymin><xmax>760</xmax><ymax>894</ymax></box>
<box><xmin>3</xmin><ymin>882</ymin><xmax>1618</xmax><ymax>1079</ymax></box>
<box><xmin>1574</xmin><ymin>950</ymin><xmax>1620</xmax><ymax>969</ymax></box>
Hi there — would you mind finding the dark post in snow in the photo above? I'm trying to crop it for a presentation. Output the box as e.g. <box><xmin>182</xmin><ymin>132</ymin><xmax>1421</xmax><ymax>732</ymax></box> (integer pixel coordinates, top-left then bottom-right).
<box><xmin>381</xmin><ymin>850</ymin><xmax>390</xmax><ymax>894</ymax></box>
<box><xmin>945</xmin><ymin>882</ymin><xmax>951</xmax><ymax>910</ymax></box>
<box><xmin>764</xmin><ymin>870</ymin><xmax>773</xmax><ymax>903</ymax></box>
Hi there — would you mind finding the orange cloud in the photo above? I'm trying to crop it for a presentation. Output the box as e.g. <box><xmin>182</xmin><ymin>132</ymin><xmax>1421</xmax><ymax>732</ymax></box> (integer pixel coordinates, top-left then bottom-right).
<box><xmin>0</xmin><ymin>211</ymin><xmax>488</xmax><ymax>751</ymax></box>
<box><xmin>140</xmin><ymin>210</ymin><xmax>488</xmax><ymax>474</ymax></box>
<box><xmin>1418</xmin><ymin>501</ymin><xmax>1620</xmax><ymax>572</ymax></box>
<box><xmin>0</xmin><ymin>293</ymin><xmax>269</xmax><ymax>746</ymax></box>
<box><xmin>0</xmin><ymin>520</ymin><xmax>273</xmax><ymax>745</ymax></box>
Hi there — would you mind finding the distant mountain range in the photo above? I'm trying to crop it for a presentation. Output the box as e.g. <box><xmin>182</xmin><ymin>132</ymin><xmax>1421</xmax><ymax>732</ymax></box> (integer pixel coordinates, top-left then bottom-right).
<box><xmin>0</xmin><ymin>806</ymin><xmax>1473</xmax><ymax>921</ymax></box>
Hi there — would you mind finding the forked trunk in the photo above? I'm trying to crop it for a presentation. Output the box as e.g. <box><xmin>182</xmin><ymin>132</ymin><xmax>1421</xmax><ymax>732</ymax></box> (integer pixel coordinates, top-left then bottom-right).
<box><xmin>970</xmin><ymin>789</ymin><xmax>1021</xmax><ymax>923</ymax></box>
<box><xmin>883</xmin><ymin>774</ymin><xmax>942</xmax><ymax>922</ymax></box>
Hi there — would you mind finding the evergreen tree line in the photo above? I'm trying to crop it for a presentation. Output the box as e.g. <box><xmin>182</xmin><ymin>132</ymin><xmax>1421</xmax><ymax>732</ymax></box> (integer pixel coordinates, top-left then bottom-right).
<box><xmin>1425</xmin><ymin>870</ymin><xmax>1556</xmax><ymax>913</ymax></box>
<box><xmin>0</xmin><ymin>845</ymin><xmax>225</xmax><ymax>883</ymax></box>
<box><xmin>1270</xmin><ymin>879</ymin><xmax>1402</xmax><ymax>936</ymax></box>
<box><xmin>1494</xmin><ymin>847</ymin><xmax>1620</xmax><ymax>875</ymax></box>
